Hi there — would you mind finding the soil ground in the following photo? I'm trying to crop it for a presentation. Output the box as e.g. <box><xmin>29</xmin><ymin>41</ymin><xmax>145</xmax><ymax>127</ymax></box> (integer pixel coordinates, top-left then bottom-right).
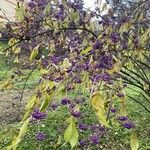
<box><xmin>0</xmin><ymin>90</ymin><xmax>32</xmax><ymax>126</ymax></box>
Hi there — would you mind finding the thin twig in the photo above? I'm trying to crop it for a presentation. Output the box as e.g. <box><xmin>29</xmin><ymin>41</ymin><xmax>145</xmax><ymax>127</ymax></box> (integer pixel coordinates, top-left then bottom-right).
<box><xmin>17</xmin><ymin>66</ymin><xmax>36</xmax><ymax>120</ymax></box>
<box><xmin>127</xmin><ymin>95</ymin><xmax>150</xmax><ymax>113</ymax></box>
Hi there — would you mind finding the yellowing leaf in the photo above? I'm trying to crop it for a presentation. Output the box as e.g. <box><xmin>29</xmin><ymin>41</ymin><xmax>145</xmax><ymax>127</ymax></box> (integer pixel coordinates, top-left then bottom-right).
<box><xmin>97</xmin><ymin>109</ymin><xmax>110</xmax><ymax>127</ymax></box>
<box><xmin>7</xmin><ymin>118</ymin><xmax>30</xmax><ymax>150</ymax></box>
<box><xmin>53</xmin><ymin>21</ymin><xmax>59</xmax><ymax>32</ymax></box>
<box><xmin>60</xmin><ymin>58</ymin><xmax>72</xmax><ymax>71</ymax></box>
<box><xmin>70</xmin><ymin>11</ymin><xmax>80</xmax><ymax>22</ymax></box>
<box><xmin>91</xmin><ymin>92</ymin><xmax>105</xmax><ymax>110</ymax></box>
<box><xmin>13</xmin><ymin>47</ymin><xmax>21</xmax><ymax>54</ymax></box>
<box><xmin>54</xmin><ymin>135</ymin><xmax>62</xmax><ymax>149</ymax></box>
<box><xmin>8</xmin><ymin>38</ymin><xmax>17</xmax><ymax>46</ymax></box>
<box><xmin>91</xmin><ymin>92</ymin><xmax>110</xmax><ymax>127</ymax></box>
<box><xmin>29</xmin><ymin>45</ymin><xmax>39</xmax><ymax>62</ymax></box>
<box><xmin>44</xmin><ymin>4</ymin><xmax>51</xmax><ymax>15</ymax></box>
<box><xmin>107</xmin><ymin>61</ymin><xmax>121</xmax><ymax>74</ymax></box>
<box><xmin>42</xmin><ymin>81</ymin><xmax>54</xmax><ymax>92</ymax></box>
<box><xmin>64</xmin><ymin>116</ymin><xmax>79</xmax><ymax>149</ymax></box>
<box><xmin>120</xmin><ymin>22</ymin><xmax>131</xmax><ymax>33</ymax></box>
<box><xmin>130</xmin><ymin>132</ymin><xmax>139</xmax><ymax>150</ymax></box>
<box><xmin>13</xmin><ymin>57</ymin><xmax>19</xmax><ymax>63</ymax></box>
<box><xmin>101</xmin><ymin>3</ymin><xmax>107</xmax><ymax>11</ymax></box>
<box><xmin>119</xmin><ymin>98</ymin><xmax>126</xmax><ymax>116</ymax></box>
<box><xmin>138</xmin><ymin>13</ymin><xmax>143</xmax><ymax>21</ymax></box>
<box><xmin>0</xmin><ymin>79</ymin><xmax>13</xmax><ymax>90</ymax></box>
<box><xmin>40</xmin><ymin>68</ymin><xmax>50</xmax><ymax>74</ymax></box>
<box><xmin>15</xmin><ymin>3</ymin><xmax>25</xmax><ymax>21</ymax></box>
<box><xmin>23</xmin><ymin>95</ymin><xmax>38</xmax><ymax>122</ymax></box>
<box><xmin>141</xmin><ymin>28</ymin><xmax>150</xmax><ymax>44</ymax></box>
<box><xmin>40</xmin><ymin>92</ymin><xmax>54</xmax><ymax>111</ymax></box>
<box><xmin>80</xmin><ymin>46</ymin><xmax>92</xmax><ymax>55</ymax></box>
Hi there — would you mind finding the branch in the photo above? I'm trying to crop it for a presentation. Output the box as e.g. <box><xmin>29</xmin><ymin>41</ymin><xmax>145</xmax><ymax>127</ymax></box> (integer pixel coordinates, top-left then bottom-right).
<box><xmin>127</xmin><ymin>95</ymin><xmax>150</xmax><ymax>113</ymax></box>
<box><xmin>127</xmin><ymin>86</ymin><xmax>150</xmax><ymax>104</ymax></box>
<box><xmin>17</xmin><ymin>66</ymin><xmax>36</xmax><ymax>120</ymax></box>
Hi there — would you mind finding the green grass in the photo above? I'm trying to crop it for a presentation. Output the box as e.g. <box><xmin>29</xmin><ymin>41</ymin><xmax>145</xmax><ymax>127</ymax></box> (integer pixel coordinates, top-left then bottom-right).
<box><xmin>0</xmin><ymin>92</ymin><xmax>150</xmax><ymax>150</ymax></box>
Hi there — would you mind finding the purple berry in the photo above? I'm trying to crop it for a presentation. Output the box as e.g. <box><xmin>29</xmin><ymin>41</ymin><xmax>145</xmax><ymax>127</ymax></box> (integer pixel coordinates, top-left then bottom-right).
<box><xmin>90</xmin><ymin>135</ymin><xmax>99</xmax><ymax>144</ymax></box>
<box><xmin>122</xmin><ymin>122</ymin><xmax>135</xmax><ymax>129</ymax></box>
<box><xmin>61</xmin><ymin>98</ymin><xmax>70</xmax><ymax>105</ymax></box>
<box><xmin>71</xmin><ymin>110</ymin><xmax>81</xmax><ymax>118</ymax></box>
<box><xmin>110</xmin><ymin>108</ymin><xmax>117</xmax><ymax>113</ymax></box>
<box><xmin>36</xmin><ymin>132</ymin><xmax>46</xmax><ymax>141</ymax></box>
<box><xmin>32</xmin><ymin>109</ymin><xmax>46</xmax><ymax>120</ymax></box>
<box><xmin>78</xmin><ymin>124</ymin><xmax>88</xmax><ymax>131</ymax></box>
<box><xmin>117</xmin><ymin>116</ymin><xmax>128</xmax><ymax>121</ymax></box>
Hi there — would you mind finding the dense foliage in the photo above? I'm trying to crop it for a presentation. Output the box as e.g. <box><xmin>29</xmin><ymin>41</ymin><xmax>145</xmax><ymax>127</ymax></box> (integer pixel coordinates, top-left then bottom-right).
<box><xmin>0</xmin><ymin>0</ymin><xmax>149</xmax><ymax>149</ymax></box>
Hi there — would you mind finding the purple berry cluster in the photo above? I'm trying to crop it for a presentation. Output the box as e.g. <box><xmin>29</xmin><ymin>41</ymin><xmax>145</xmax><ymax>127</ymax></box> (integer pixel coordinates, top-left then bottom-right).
<box><xmin>32</xmin><ymin>109</ymin><xmax>46</xmax><ymax>120</ymax></box>
<box><xmin>117</xmin><ymin>116</ymin><xmax>135</xmax><ymax>129</ymax></box>
<box><xmin>78</xmin><ymin>123</ymin><xmax>106</xmax><ymax>147</ymax></box>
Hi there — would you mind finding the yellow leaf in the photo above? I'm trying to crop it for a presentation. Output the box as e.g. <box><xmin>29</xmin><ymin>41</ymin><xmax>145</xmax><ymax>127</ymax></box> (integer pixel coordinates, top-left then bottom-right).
<box><xmin>91</xmin><ymin>92</ymin><xmax>104</xmax><ymax>110</ymax></box>
<box><xmin>120</xmin><ymin>22</ymin><xmax>131</xmax><ymax>33</ymax></box>
<box><xmin>141</xmin><ymin>28</ymin><xmax>150</xmax><ymax>44</ymax></box>
<box><xmin>40</xmin><ymin>92</ymin><xmax>54</xmax><ymax>111</ymax></box>
<box><xmin>15</xmin><ymin>3</ymin><xmax>25</xmax><ymax>21</ymax></box>
<box><xmin>13</xmin><ymin>47</ymin><xmax>21</xmax><ymax>54</ymax></box>
<box><xmin>54</xmin><ymin>135</ymin><xmax>62</xmax><ymax>149</ymax></box>
<box><xmin>60</xmin><ymin>58</ymin><xmax>71</xmax><ymax>71</ymax></box>
<box><xmin>80</xmin><ymin>46</ymin><xmax>92</xmax><ymax>55</ymax></box>
<box><xmin>107</xmin><ymin>61</ymin><xmax>121</xmax><ymax>74</ymax></box>
<box><xmin>13</xmin><ymin>57</ymin><xmax>19</xmax><ymax>63</ymax></box>
<box><xmin>40</xmin><ymin>68</ymin><xmax>49</xmax><ymax>74</ymax></box>
<box><xmin>53</xmin><ymin>21</ymin><xmax>59</xmax><ymax>32</ymax></box>
<box><xmin>23</xmin><ymin>95</ymin><xmax>38</xmax><ymax>121</ymax></box>
<box><xmin>130</xmin><ymin>131</ymin><xmax>139</xmax><ymax>150</ymax></box>
<box><xmin>101</xmin><ymin>3</ymin><xmax>107</xmax><ymax>11</ymax></box>
<box><xmin>29</xmin><ymin>45</ymin><xmax>39</xmax><ymax>62</ymax></box>
<box><xmin>70</xmin><ymin>11</ymin><xmax>80</xmax><ymax>22</ymax></box>
<box><xmin>119</xmin><ymin>98</ymin><xmax>126</xmax><ymax>116</ymax></box>
<box><xmin>42</xmin><ymin>81</ymin><xmax>54</xmax><ymax>91</ymax></box>
<box><xmin>91</xmin><ymin>92</ymin><xmax>110</xmax><ymax>127</ymax></box>
<box><xmin>0</xmin><ymin>79</ymin><xmax>13</xmax><ymax>90</ymax></box>
<box><xmin>97</xmin><ymin>109</ymin><xmax>110</xmax><ymax>127</ymax></box>
<box><xmin>8</xmin><ymin>38</ymin><xmax>17</xmax><ymax>46</ymax></box>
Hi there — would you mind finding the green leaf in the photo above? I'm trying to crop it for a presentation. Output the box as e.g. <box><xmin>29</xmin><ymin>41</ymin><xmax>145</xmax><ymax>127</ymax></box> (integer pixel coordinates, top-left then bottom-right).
<box><xmin>130</xmin><ymin>131</ymin><xmax>139</xmax><ymax>150</ymax></box>
<box><xmin>29</xmin><ymin>45</ymin><xmax>39</xmax><ymax>62</ymax></box>
<box><xmin>64</xmin><ymin>116</ymin><xmax>79</xmax><ymax>149</ymax></box>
